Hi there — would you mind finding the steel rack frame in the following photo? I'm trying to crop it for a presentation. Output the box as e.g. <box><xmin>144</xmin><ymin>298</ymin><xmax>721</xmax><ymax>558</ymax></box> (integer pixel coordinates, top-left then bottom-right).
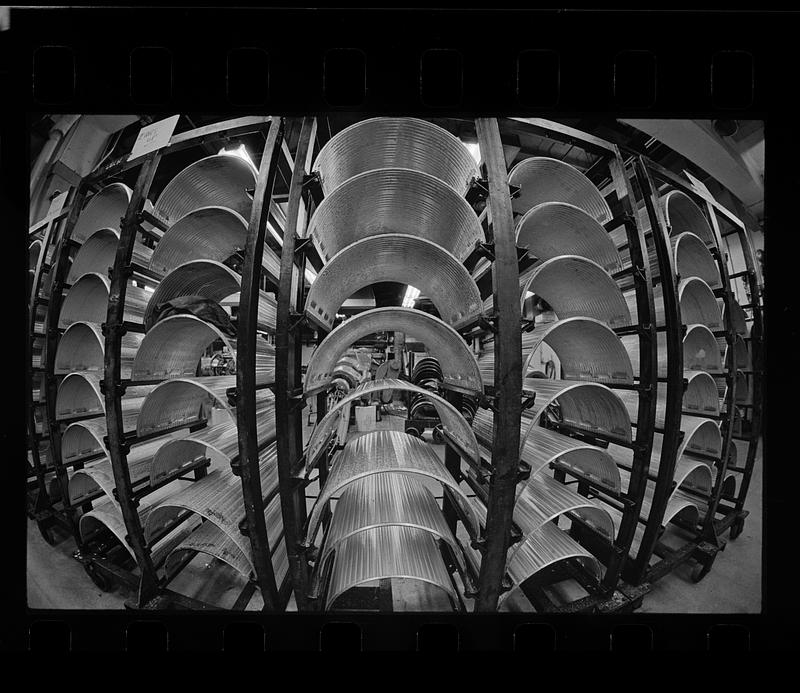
<box><xmin>617</xmin><ymin>157</ymin><xmax>718</xmax><ymax>585</ymax></box>
<box><xmin>39</xmin><ymin>184</ymin><xmax>98</xmax><ymax>551</ymax></box>
<box><xmin>26</xmin><ymin>196</ymin><xmax>78</xmax><ymax>540</ymax></box>
<box><xmin>263</xmin><ymin>116</ymin><xmax>318</xmax><ymax>612</ymax></box>
<box><xmin>467</xmin><ymin>118</ymin><xmax>658</xmax><ymax>613</ymax></box>
<box><xmin>270</xmin><ymin>116</ymin><xmax>493</xmax><ymax>612</ymax></box>
<box><xmin>626</xmin><ymin>155</ymin><xmax>743</xmax><ymax>584</ymax></box>
<box><xmin>97</xmin><ymin>115</ymin><xmax>289</xmax><ymax>609</ymax></box>
<box><xmin>707</xmin><ymin>203</ymin><xmax>763</xmax><ymax>541</ymax></box>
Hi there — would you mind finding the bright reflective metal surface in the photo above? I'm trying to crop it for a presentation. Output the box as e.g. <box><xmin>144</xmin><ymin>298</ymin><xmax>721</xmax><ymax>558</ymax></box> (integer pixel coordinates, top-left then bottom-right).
<box><xmin>500</xmin><ymin>521</ymin><xmax>602</xmax><ymax>610</ymax></box>
<box><xmin>148</xmin><ymin>205</ymin><xmax>282</xmax><ymax>283</ymax></box>
<box><xmin>149</xmin><ymin>396</ymin><xmax>275</xmax><ymax>484</ymax></box>
<box><xmin>516</xmin><ymin>202</ymin><xmax>622</xmax><ymax>272</ymax></box>
<box><xmin>521</xmin><ymin>378</ymin><xmax>632</xmax><ymax>444</ymax></box>
<box><xmin>304</xmin><ymin>307</ymin><xmax>482</xmax><ymax>396</ymax></box>
<box><xmin>304</xmin><ymin>234</ymin><xmax>482</xmax><ymax>331</ymax></box>
<box><xmin>313</xmin><ymin>116</ymin><xmax>478</xmax><ymax>196</ymax></box>
<box><xmin>59</xmin><ymin>272</ymin><xmax>147</xmax><ymax>328</ymax></box>
<box><xmin>320</xmin><ymin>473</ymin><xmax>458</xmax><ymax>564</ymax></box>
<box><xmin>55</xmin><ymin>321</ymin><xmax>143</xmax><ymax>378</ymax></box>
<box><xmin>305</xmin><ymin>429</ymin><xmax>480</xmax><ymax>547</ymax></box>
<box><xmin>679</xmin><ymin>277</ymin><xmax>723</xmax><ymax>330</ymax></box>
<box><xmin>71</xmin><ymin>183</ymin><xmax>131</xmax><ymax>244</ymax></box>
<box><xmin>308</xmin><ymin>168</ymin><xmax>484</xmax><ymax>262</ymax></box>
<box><xmin>305</xmin><ymin>379</ymin><xmax>479</xmax><ymax>471</ymax></box>
<box><xmin>516</xmin><ymin>472</ymin><xmax>615</xmax><ymax>539</ymax></box>
<box><xmin>671</xmin><ymin>232</ymin><xmax>722</xmax><ymax>288</ymax></box>
<box><xmin>153</xmin><ymin>155</ymin><xmax>257</xmax><ymax>226</ymax></box>
<box><xmin>144</xmin><ymin>443</ymin><xmax>281</xmax><ymax>579</ymax></box>
<box><xmin>324</xmin><ymin>525</ymin><xmax>457</xmax><ymax>611</ymax></box>
<box><xmin>520</xmin><ymin>255</ymin><xmax>631</xmax><ymax>328</ymax></box>
<box><xmin>143</xmin><ymin>259</ymin><xmax>276</xmax><ymax>333</ymax></box>
<box><xmin>131</xmin><ymin>314</ymin><xmax>275</xmax><ymax>381</ymax></box>
<box><xmin>507</xmin><ymin>156</ymin><xmax>612</xmax><ymax>222</ymax></box>
<box><xmin>662</xmin><ymin>190</ymin><xmax>715</xmax><ymax>246</ymax></box>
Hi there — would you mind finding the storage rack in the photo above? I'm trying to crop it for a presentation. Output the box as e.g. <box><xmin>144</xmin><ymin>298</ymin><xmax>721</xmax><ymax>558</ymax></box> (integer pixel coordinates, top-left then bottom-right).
<box><xmin>461</xmin><ymin>118</ymin><xmax>657</xmax><ymax>612</ymax></box>
<box><xmin>619</xmin><ymin>154</ymin><xmax>743</xmax><ymax>585</ymax></box>
<box><xmin>27</xmin><ymin>115</ymin><xmax>299</xmax><ymax>609</ymax></box>
<box><xmin>700</xmin><ymin>187</ymin><xmax>764</xmax><ymax>541</ymax></box>
<box><xmin>26</xmin><ymin>195</ymin><xmax>77</xmax><ymax>540</ymax></box>
<box><xmin>26</xmin><ymin>114</ymin><xmax>763</xmax><ymax>613</ymax></box>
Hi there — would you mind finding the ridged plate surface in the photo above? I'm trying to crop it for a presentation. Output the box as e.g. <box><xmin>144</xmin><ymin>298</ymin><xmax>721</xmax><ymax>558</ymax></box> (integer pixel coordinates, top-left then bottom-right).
<box><xmin>143</xmin><ymin>259</ymin><xmax>276</xmax><ymax>333</ymax></box>
<box><xmin>308</xmin><ymin>168</ymin><xmax>483</xmax><ymax>262</ymax></box>
<box><xmin>305</xmin><ymin>379</ymin><xmax>478</xmax><ymax>471</ymax></box>
<box><xmin>149</xmin><ymin>396</ymin><xmax>275</xmax><ymax>484</ymax></box>
<box><xmin>148</xmin><ymin>205</ymin><xmax>281</xmax><ymax>283</ymax></box>
<box><xmin>313</xmin><ymin>117</ymin><xmax>478</xmax><ymax>196</ymax></box>
<box><xmin>320</xmin><ymin>473</ymin><xmax>458</xmax><ymax>564</ymax></box>
<box><xmin>507</xmin><ymin>157</ymin><xmax>612</xmax><ymax>222</ymax></box>
<box><xmin>304</xmin><ymin>234</ymin><xmax>482</xmax><ymax>331</ymax></box>
<box><xmin>153</xmin><ymin>155</ymin><xmax>257</xmax><ymax>226</ymax></box>
<box><xmin>71</xmin><ymin>183</ymin><xmax>131</xmax><ymax>244</ymax></box>
<box><xmin>305</xmin><ymin>429</ymin><xmax>479</xmax><ymax>547</ymax></box>
<box><xmin>131</xmin><ymin>314</ymin><xmax>275</xmax><ymax>381</ymax></box>
<box><xmin>520</xmin><ymin>378</ymin><xmax>632</xmax><ymax>444</ymax></box>
<box><xmin>662</xmin><ymin>190</ymin><xmax>715</xmax><ymax>246</ymax></box>
<box><xmin>520</xmin><ymin>255</ymin><xmax>631</xmax><ymax>328</ymax></box>
<box><xmin>325</xmin><ymin>525</ymin><xmax>456</xmax><ymax>611</ymax></box>
<box><xmin>55</xmin><ymin>321</ymin><xmax>143</xmax><ymax>377</ymax></box>
<box><xmin>515</xmin><ymin>201</ymin><xmax>622</xmax><ymax>272</ymax></box>
<box><xmin>304</xmin><ymin>307</ymin><xmax>482</xmax><ymax>396</ymax></box>
<box><xmin>144</xmin><ymin>443</ymin><xmax>280</xmax><ymax>577</ymax></box>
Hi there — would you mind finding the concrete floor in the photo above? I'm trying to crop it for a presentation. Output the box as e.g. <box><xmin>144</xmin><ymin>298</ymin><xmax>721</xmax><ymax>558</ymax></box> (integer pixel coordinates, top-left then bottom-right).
<box><xmin>27</xmin><ymin>411</ymin><xmax>762</xmax><ymax>614</ymax></box>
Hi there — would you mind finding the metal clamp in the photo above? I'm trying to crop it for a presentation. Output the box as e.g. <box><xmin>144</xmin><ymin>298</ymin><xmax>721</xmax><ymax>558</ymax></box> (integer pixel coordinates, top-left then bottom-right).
<box><xmin>477</xmin><ymin>313</ymin><xmax>498</xmax><ymax>334</ymax></box>
<box><xmin>466</xmin><ymin>176</ymin><xmax>490</xmax><ymax>205</ymax></box>
<box><xmin>288</xmin><ymin>311</ymin><xmax>307</xmax><ymax>332</ymax></box>
<box><xmin>475</xmin><ymin>240</ymin><xmax>496</xmax><ymax>262</ymax></box>
<box><xmin>470</xmin><ymin>536</ymin><xmax>487</xmax><ymax>553</ymax></box>
<box><xmin>294</xmin><ymin>236</ymin><xmax>314</xmax><ymax>256</ymax></box>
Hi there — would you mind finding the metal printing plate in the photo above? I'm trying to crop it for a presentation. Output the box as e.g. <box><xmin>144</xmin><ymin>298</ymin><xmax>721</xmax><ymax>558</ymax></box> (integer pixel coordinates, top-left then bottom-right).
<box><xmin>319</xmin><ymin>473</ymin><xmax>459</xmax><ymax>565</ymax></box>
<box><xmin>71</xmin><ymin>182</ymin><xmax>131</xmax><ymax>244</ymax></box>
<box><xmin>153</xmin><ymin>154</ymin><xmax>258</xmax><ymax>226</ymax></box>
<box><xmin>515</xmin><ymin>201</ymin><xmax>622</xmax><ymax>272</ymax></box>
<box><xmin>148</xmin><ymin>205</ymin><xmax>281</xmax><ymax>284</ymax></box>
<box><xmin>305</xmin><ymin>379</ymin><xmax>479</xmax><ymax>472</ymax></box>
<box><xmin>143</xmin><ymin>259</ymin><xmax>276</xmax><ymax>333</ymax></box>
<box><xmin>131</xmin><ymin>314</ymin><xmax>275</xmax><ymax>381</ymax></box>
<box><xmin>519</xmin><ymin>255</ymin><xmax>631</xmax><ymax>328</ymax></box>
<box><xmin>304</xmin><ymin>234</ymin><xmax>482</xmax><ymax>331</ymax></box>
<box><xmin>662</xmin><ymin>190</ymin><xmax>716</xmax><ymax>246</ymax></box>
<box><xmin>307</xmin><ymin>168</ymin><xmax>483</xmax><ymax>262</ymax></box>
<box><xmin>324</xmin><ymin>524</ymin><xmax>457</xmax><ymax>611</ymax></box>
<box><xmin>312</xmin><ymin>116</ymin><xmax>478</xmax><ymax>196</ymax></box>
<box><xmin>304</xmin><ymin>307</ymin><xmax>482</xmax><ymax>396</ymax></box>
<box><xmin>507</xmin><ymin>156</ymin><xmax>612</xmax><ymax>222</ymax></box>
<box><xmin>305</xmin><ymin>429</ymin><xmax>480</xmax><ymax>547</ymax></box>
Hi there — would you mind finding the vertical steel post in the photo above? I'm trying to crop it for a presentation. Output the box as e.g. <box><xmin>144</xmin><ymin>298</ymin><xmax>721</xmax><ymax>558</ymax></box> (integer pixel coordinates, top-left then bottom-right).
<box><xmin>604</xmin><ymin>151</ymin><xmax>657</xmax><ymax>590</ymax></box>
<box><xmin>730</xmin><ymin>224</ymin><xmax>763</xmax><ymax>517</ymax></box>
<box><xmin>474</xmin><ymin>118</ymin><xmax>522</xmax><ymax>612</ymax></box>
<box><xmin>700</xmin><ymin>201</ymin><xmax>737</xmax><ymax>543</ymax></box>
<box><xmin>103</xmin><ymin>152</ymin><xmax>162</xmax><ymax>606</ymax></box>
<box><xmin>274</xmin><ymin>116</ymin><xmax>318</xmax><ymax>611</ymax></box>
<box><xmin>235</xmin><ymin>117</ymin><xmax>285</xmax><ymax>610</ymax></box>
<box><xmin>41</xmin><ymin>185</ymin><xmax>90</xmax><ymax>543</ymax></box>
<box><xmin>628</xmin><ymin>157</ymin><xmax>684</xmax><ymax>584</ymax></box>
<box><xmin>443</xmin><ymin>390</ymin><xmax>464</xmax><ymax>535</ymax></box>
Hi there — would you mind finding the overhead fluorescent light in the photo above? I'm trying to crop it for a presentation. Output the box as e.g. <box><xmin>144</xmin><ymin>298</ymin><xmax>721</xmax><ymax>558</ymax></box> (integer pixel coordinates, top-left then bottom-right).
<box><xmin>218</xmin><ymin>143</ymin><xmax>256</xmax><ymax>169</ymax></box>
<box><xmin>402</xmin><ymin>285</ymin><xmax>420</xmax><ymax>308</ymax></box>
